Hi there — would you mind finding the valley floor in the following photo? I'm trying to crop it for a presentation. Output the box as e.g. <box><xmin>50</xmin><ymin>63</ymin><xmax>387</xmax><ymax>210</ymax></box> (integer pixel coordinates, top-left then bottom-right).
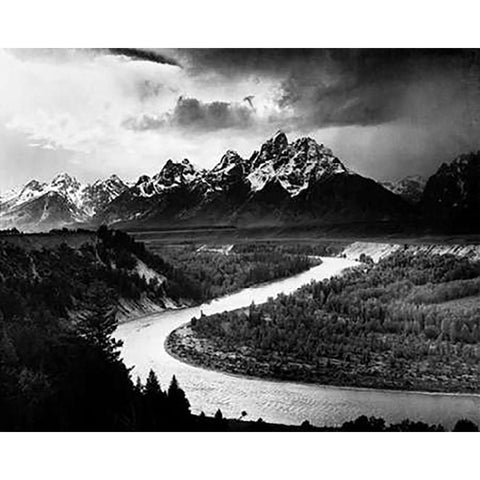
<box><xmin>163</xmin><ymin>240</ymin><xmax>480</xmax><ymax>396</ymax></box>
<box><xmin>129</xmin><ymin>225</ymin><xmax>480</xmax><ymax>247</ymax></box>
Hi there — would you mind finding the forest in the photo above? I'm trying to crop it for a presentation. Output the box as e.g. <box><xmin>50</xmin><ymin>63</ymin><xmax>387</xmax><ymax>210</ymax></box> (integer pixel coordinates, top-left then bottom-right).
<box><xmin>0</xmin><ymin>228</ymin><xmax>324</xmax><ymax>430</ymax></box>
<box><xmin>2</xmin><ymin>227</ymin><xmax>478</xmax><ymax>429</ymax></box>
<box><xmin>145</xmin><ymin>240</ymin><xmax>324</xmax><ymax>301</ymax></box>
<box><xmin>0</xmin><ymin>227</ymin><xmax>201</xmax><ymax>429</ymax></box>
<box><xmin>182</xmin><ymin>251</ymin><xmax>480</xmax><ymax>393</ymax></box>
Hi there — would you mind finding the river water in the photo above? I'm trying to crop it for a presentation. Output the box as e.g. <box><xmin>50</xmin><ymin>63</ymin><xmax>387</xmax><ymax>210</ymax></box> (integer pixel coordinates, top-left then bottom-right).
<box><xmin>115</xmin><ymin>257</ymin><xmax>480</xmax><ymax>428</ymax></box>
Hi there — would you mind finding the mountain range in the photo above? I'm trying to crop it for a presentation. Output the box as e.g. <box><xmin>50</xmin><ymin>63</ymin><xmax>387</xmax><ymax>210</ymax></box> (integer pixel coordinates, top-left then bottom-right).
<box><xmin>0</xmin><ymin>173</ymin><xmax>127</xmax><ymax>231</ymax></box>
<box><xmin>95</xmin><ymin>131</ymin><xmax>415</xmax><ymax>229</ymax></box>
<box><xmin>1</xmin><ymin>131</ymin><xmax>478</xmax><ymax>233</ymax></box>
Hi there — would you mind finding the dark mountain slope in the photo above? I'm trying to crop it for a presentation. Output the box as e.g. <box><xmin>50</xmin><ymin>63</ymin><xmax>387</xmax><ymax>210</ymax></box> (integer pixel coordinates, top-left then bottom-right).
<box><xmin>422</xmin><ymin>152</ymin><xmax>480</xmax><ymax>232</ymax></box>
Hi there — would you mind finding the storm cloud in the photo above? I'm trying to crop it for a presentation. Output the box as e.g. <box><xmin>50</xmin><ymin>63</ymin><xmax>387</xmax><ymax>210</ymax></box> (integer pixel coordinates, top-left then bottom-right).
<box><xmin>107</xmin><ymin>48</ymin><xmax>179</xmax><ymax>66</ymax></box>
<box><xmin>274</xmin><ymin>50</ymin><xmax>480</xmax><ymax>129</ymax></box>
<box><xmin>164</xmin><ymin>49</ymin><xmax>480</xmax><ymax>129</ymax></box>
<box><xmin>125</xmin><ymin>96</ymin><xmax>255</xmax><ymax>132</ymax></box>
<box><xmin>168</xmin><ymin>49</ymin><xmax>480</xmax><ymax>180</ymax></box>
<box><xmin>2</xmin><ymin>48</ymin><xmax>480</xmax><ymax>190</ymax></box>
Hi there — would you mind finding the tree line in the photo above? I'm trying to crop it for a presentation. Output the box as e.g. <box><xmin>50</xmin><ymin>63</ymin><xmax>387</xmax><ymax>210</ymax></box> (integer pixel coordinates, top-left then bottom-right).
<box><xmin>190</xmin><ymin>251</ymin><xmax>480</xmax><ymax>392</ymax></box>
<box><xmin>150</xmin><ymin>241</ymin><xmax>322</xmax><ymax>301</ymax></box>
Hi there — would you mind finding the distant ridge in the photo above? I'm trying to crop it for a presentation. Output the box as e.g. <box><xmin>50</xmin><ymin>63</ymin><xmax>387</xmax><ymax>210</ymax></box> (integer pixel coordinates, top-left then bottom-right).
<box><xmin>2</xmin><ymin>133</ymin><xmax>479</xmax><ymax>233</ymax></box>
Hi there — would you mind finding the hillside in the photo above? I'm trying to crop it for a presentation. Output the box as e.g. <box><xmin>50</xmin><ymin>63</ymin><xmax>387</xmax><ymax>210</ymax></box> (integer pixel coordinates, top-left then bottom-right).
<box><xmin>0</xmin><ymin>228</ymin><xmax>199</xmax><ymax>323</ymax></box>
<box><xmin>421</xmin><ymin>152</ymin><xmax>480</xmax><ymax>232</ymax></box>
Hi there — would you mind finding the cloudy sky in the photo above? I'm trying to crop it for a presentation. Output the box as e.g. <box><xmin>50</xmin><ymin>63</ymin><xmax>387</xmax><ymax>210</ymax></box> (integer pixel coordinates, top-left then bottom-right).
<box><xmin>0</xmin><ymin>48</ymin><xmax>479</xmax><ymax>190</ymax></box>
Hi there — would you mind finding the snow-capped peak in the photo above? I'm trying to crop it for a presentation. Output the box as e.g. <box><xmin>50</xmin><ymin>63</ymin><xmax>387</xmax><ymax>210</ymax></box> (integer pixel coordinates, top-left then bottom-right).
<box><xmin>251</xmin><ymin>130</ymin><xmax>289</xmax><ymax>171</ymax></box>
<box><xmin>0</xmin><ymin>186</ymin><xmax>20</xmax><ymax>205</ymax></box>
<box><xmin>108</xmin><ymin>174</ymin><xmax>123</xmax><ymax>183</ymax></box>
<box><xmin>156</xmin><ymin>158</ymin><xmax>197</xmax><ymax>184</ymax></box>
<box><xmin>133</xmin><ymin>159</ymin><xmax>199</xmax><ymax>197</ymax></box>
<box><xmin>51</xmin><ymin>172</ymin><xmax>79</xmax><ymax>185</ymax></box>
<box><xmin>50</xmin><ymin>173</ymin><xmax>81</xmax><ymax>195</ymax></box>
<box><xmin>17</xmin><ymin>179</ymin><xmax>48</xmax><ymax>202</ymax></box>
<box><xmin>92</xmin><ymin>174</ymin><xmax>123</xmax><ymax>187</ymax></box>
<box><xmin>81</xmin><ymin>175</ymin><xmax>128</xmax><ymax>215</ymax></box>
<box><xmin>0</xmin><ymin>173</ymin><xmax>128</xmax><ymax>220</ymax></box>
<box><xmin>247</xmin><ymin>132</ymin><xmax>348</xmax><ymax>196</ymax></box>
<box><xmin>211</xmin><ymin>150</ymin><xmax>244</xmax><ymax>173</ymax></box>
<box><xmin>0</xmin><ymin>178</ymin><xmax>50</xmax><ymax>208</ymax></box>
<box><xmin>22</xmin><ymin>179</ymin><xmax>46</xmax><ymax>192</ymax></box>
<box><xmin>153</xmin><ymin>158</ymin><xmax>197</xmax><ymax>188</ymax></box>
<box><xmin>382</xmin><ymin>175</ymin><xmax>426</xmax><ymax>203</ymax></box>
<box><xmin>201</xmin><ymin>150</ymin><xmax>248</xmax><ymax>195</ymax></box>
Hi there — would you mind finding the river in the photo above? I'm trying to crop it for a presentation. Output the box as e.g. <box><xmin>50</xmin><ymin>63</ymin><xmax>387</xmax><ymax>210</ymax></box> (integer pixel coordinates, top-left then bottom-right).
<box><xmin>115</xmin><ymin>256</ymin><xmax>480</xmax><ymax>428</ymax></box>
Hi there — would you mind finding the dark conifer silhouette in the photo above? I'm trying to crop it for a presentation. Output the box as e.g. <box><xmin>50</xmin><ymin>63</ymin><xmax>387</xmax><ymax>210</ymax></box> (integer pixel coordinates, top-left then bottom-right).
<box><xmin>76</xmin><ymin>283</ymin><xmax>123</xmax><ymax>361</ymax></box>
<box><xmin>167</xmin><ymin>375</ymin><xmax>191</xmax><ymax>425</ymax></box>
<box><xmin>453</xmin><ymin>419</ymin><xmax>479</xmax><ymax>432</ymax></box>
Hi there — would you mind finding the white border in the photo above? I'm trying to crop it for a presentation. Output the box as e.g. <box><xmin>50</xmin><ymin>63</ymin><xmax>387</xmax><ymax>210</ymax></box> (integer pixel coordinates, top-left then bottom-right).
<box><xmin>0</xmin><ymin>0</ymin><xmax>478</xmax><ymax>47</ymax></box>
<box><xmin>0</xmin><ymin>431</ymin><xmax>478</xmax><ymax>479</ymax></box>
<box><xmin>0</xmin><ymin>1</ymin><xmax>478</xmax><ymax>478</ymax></box>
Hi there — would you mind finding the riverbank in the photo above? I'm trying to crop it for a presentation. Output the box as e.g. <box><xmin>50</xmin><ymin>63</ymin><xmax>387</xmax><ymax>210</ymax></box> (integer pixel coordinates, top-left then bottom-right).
<box><xmin>189</xmin><ymin>413</ymin><xmax>447</xmax><ymax>431</ymax></box>
<box><xmin>166</xmin><ymin>324</ymin><xmax>480</xmax><ymax>396</ymax></box>
<box><xmin>119</xmin><ymin>256</ymin><xmax>480</xmax><ymax>429</ymax></box>
<box><xmin>115</xmin><ymin>256</ymin><xmax>324</xmax><ymax>326</ymax></box>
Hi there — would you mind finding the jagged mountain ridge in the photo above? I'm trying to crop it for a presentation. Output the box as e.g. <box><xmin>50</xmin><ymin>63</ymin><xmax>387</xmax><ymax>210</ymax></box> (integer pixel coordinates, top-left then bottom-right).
<box><xmin>247</xmin><ymin>133</ymin><xmax>348</xmax><ymax>195</ymax></box>
<box><xmin>97</xmin><ymin>131</ymin><xmax>413</xmax><ymax>228</ymax></box>
<box><xmin>5</xmin><ymin>131</ymin><xmax>478</xmax><ymax>232</ymax></box>
<box><xmin>0</xmin><ymin>173</ymin><xmax>128</xmax><ymax>231</ymax></box>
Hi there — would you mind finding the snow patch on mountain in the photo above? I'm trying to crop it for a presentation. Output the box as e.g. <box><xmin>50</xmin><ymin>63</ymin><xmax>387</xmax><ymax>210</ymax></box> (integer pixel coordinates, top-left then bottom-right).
<box><xmin>382</xmin><ymin>175</ymin><xmax>426</xmax><ymax>203</ymax></box>
<box><xmin>247</xmin><ymin>162</ymin><xmax>276</xmax><ymax>192</ymax></box>
<box><xmin>0</xmin><ymin>173</ymin><xmax>128</xmax><ymax>230</ymax></box>
<box><xmin>81</xmin><ymin>174</ymin><xmax>128</xmax><ymax>216</ymax></box>
<box><xmin>133</xmin><ymin>159</ymin><xmax>200</xmax><ymax>198</ymax></box>
<box><xmin>247</xmin><ymin>132</ymin><xmax>348</xmax><ymax>196</ymax></box>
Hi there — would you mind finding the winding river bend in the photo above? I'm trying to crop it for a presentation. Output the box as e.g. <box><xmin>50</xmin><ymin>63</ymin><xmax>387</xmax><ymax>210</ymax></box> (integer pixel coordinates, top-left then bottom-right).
<box><xmin>115</xmin><ymin>257</ymin><xmax>480</xmax><ymax>428</ymax></box>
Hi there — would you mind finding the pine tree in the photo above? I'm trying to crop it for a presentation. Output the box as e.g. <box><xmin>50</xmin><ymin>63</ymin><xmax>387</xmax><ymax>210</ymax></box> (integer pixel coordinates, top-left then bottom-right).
<box><xmin>141</xmin><ymin>369</ymin><xmax>167</xmax><ymax>429</ymax></box>
<box><xmin>145</xmin><ymin>370</ymin><xmax>162</xmax><ymax>397</ymax></box>
<box><xmin>134</xmin><ymin>376</ymin><xmax>143</xmax><ymax>394</ymax></box>
<box><xmin>453</xmin><ymin>418</ymin><xmax>479</xmax><ymax>432</ymax></box>
<box><xmin>167</xmin><ymin>375</ymin><xmax>190</xmax><ymax>420</ymax></box>
<box><xmin>76</xmin><ymin>282</ymin><xmax>122</xmax><ymax>361</ymax></box>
